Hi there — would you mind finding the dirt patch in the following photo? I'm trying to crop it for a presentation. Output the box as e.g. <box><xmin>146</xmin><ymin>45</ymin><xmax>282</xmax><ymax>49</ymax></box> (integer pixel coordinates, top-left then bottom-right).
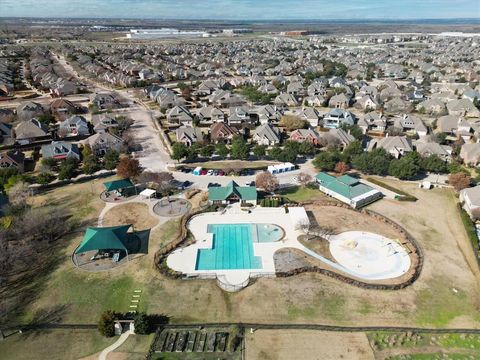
<box><xmin>274</xmin><ymin>248</ymin><xmax>317</xmax><ymax>272</ymax></box>
<box><xmin>103</xmin><ymin>202</ymin><xmax>158</xmax><ymax>230</ymax></box>
<box><xmin>245</xmin><ymin>330</ymin><xmax>374</xmax><ymax>360</ymax></box>
<box><xmin>306</xmin><ymin>204</ymin><xmax>404</xmax><ymax>241</ymax></box>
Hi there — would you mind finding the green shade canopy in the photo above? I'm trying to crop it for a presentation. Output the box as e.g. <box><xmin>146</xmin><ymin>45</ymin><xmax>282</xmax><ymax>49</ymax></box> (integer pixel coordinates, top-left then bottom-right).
<box><xmin>208</xmin><ymin>180</ymin><xmax>257</xmax><ymax>201</ymax></box>
<box><xmin>75</xmin><ymin>225</ymin><xmax>132</xmax><ymax>254</ymax></box>
<box><xmin>103</xmin><ymin>179</ymin><xmax>134</xmax><ymax>192</ymax></box>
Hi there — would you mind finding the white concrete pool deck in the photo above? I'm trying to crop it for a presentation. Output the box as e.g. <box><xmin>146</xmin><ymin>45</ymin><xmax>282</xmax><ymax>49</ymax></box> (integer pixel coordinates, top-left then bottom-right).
<box><xmin>167</xmin><ymin>205</ymin><xmax>302</xmax><ymax>285</ymax></box>
<box><xmin>166</xmin><ymin>205</ymin><xmax>412</xmax><ymax>287</ymax></box>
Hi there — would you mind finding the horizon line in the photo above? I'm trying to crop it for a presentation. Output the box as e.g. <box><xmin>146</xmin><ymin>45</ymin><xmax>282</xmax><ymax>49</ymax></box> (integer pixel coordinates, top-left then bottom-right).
<box><xmin>0</xmin><ymin>16</ymin><xmax>479</xmax><ymax>22</ymax></box>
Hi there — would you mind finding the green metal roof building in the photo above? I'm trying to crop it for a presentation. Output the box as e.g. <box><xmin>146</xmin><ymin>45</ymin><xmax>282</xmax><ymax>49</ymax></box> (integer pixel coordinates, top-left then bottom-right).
<box><xmin>208</xmin><ymin>180</ymin><xmax>257</xmax><ymax>205</ymax></box>
<box><xmin>315</xmin><ymin>172</ymin><xmax>382</xmax><ymax>208</ymax></box>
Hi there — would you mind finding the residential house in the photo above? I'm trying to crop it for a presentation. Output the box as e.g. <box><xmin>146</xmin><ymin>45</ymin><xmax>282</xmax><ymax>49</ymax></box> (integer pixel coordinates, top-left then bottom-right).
<box><xmin>355</xmin><ymin>95</ymin><xmax>380</xmax><ymax>111</ymax></box>
<box><xmin>383</xmin><ymin>97</ymin><xmax>413</xmax><ymax>114</ymax></box>
<box><xmin>417</xmin><ymin>98</ymin><xmax>447</xmax><ymax>116</ymax></box>
<box><xmin>322</xmin><ymin>109</ymin><xmax>355</xmax><ymax>129</ymax></box>
<box><xmin>460</xmin><ymin>143</ymin><xmax>480</xmax><ymax>166</ymax></box>
<box><xmin>415</xmin><ymin>140</ymin><xmax>452</xmax><ymax>162</ymax></box>
<box><xmin>210</xmin><ymin>122</ymin><xmax>239</xmax><ymax>144</ymax></box>
<box><xmin>0</xmin><ymin>150</ymin><xmax>25</xmax><ymax>172</ymax></box>
<box><xmin>274</xmin><ymin>93</ymin><xmax>299</xmax><ymax>107</ymax></box>
<box><xmin>175</xmin><ymin>126</ymin><xmax>204</xmax><ymax>147</ymax></box>
<box><xmin>167</xmin><ymin>106</ymin><xmax>194</xmax><ymax>126</ymax></box>
<box><xmin>0</xmin><ymin>121</ymin><xmax>13</xmax><ymax>144</ymax></box>
<box><xmin>289</xmin><ymin>128</ymin><xmax>321</xmax><ymax>146</ymax></box>
<box><xmin>16</xmin><ymin>101</ymin><xmax>45</xmax><ymax>121</ymax></box>
<box><xmin>293</xmin><ymin>107</ymin><xmax>321</xmax><ymax>127</ymax></box>
<box><xmin>14</xmin><ymin>119</ymin><xmax>50</xmax><ymax>144</ymax></box>
<box><xmin>328</xmin><ymin>93</ymin><xmax>351</xmax><ymax>109</ymax></box>
<box><xmin>90</xmin><ymin>93</ymin><xmax>121</xmax><ymax>110</ymax></box>
<box><xmin>228</xmin><ymin>106</ymin><xmax>252</xmax><ymax>127</ymax></box>
<box><xmin>253</xmin><ymin>123</ymin><xmax>281</xmax><ymax>146</ymax></box>
<box><xmin>81</xmin><ymin>132</ymin><xmax>123</xmax><ymax>156</ymax></box>
<box><xmin>92</xmin><ymin>114</ymin><xmax>119</xmax><ymax>133</ymax></box>
<box><xmin>304</xmin><ymin>95</ymin><xmax>326</xmax><ymax>107</ymax></box>
<box><xmin>50</xmin><ymin>98</ymin><xmax>80</xmax><ymax>120</ymax></box>
<box><xmin>368</xmin><ymin>136</ymin><xmax>413</xmax><ymax>158</ymax></box>
<box><xmin>197</xmin><ymin>106</ymin><xmax>224</xmax><ymax>124</ymax></box>
<box><xmin>41</xmin><ymin>141</ymin><xmax>80</xmax><ymax>161</ymax></box>
<box><xmin>447</xmin><ymin>99</ymin><xmax>480</xmax><ymax>118</ymax></box>
<box><xmin>58</xmin><ymin>115</ymin><xmax>90</xmax><ymax>137</ymax></box>
<box><xmin>319</xmin><ymin>128</ymin><xmax>355</xmax><ymax>149</ymax></box>
<box><xmin>252</xmin><ymin>105</ymin><xmax>282</xmax><ymax>124</ymax></box>
<box><xmin>357</xmin><ymin>112</ymin><xmax>387</xmax><ymax>134</ymax></box>
<box><xmin>460</xmin><ymin>186</ymin><xmax>480</xmax><ymax>218</ymax></box>
<box><xmin>393</xmin><ymin>114</ymin><xmax>428</xmax><ymax>137</ymax></box>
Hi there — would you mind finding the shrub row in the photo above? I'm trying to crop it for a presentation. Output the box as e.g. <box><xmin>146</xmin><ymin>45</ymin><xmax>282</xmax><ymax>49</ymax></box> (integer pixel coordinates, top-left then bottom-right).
<box><xmin>366</xmin><ymin>177</ymin><xmax>418</xmax><ymax>202</ymax></box>
<box><xmin>457</xmin><ymin>203</ymin><xmax>480</xmax><ymax>262</ymax></box>
<box><xmin>260</xmin><ymin>197</ymin><xmax>284</xmax><ymax>207</ymax></box>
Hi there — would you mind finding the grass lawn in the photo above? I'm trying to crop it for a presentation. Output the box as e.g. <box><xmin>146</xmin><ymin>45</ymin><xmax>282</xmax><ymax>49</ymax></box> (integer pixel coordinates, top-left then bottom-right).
<box><xmin>114</xmin><ymin>334</ymin><xmax>154</xmax><ymax>359</ymax></box>
<box><xmin>415</xmin><ymin>275</ymin><xmax>478</xmax><ymax>327</ymax></box>
<box><xmin>0</xmin><ymin>329</ymin><xmax>114</xmax><ymax>360</ymax></box>
<box><xmin>369</xmin><ymin>331</ymin><xmax>480</xmax><ymax>360</ymax></box>
<box><xmin>278</xmin><ymin>185</ymin><xmax>326</xmax><ymax>202</ymax></box>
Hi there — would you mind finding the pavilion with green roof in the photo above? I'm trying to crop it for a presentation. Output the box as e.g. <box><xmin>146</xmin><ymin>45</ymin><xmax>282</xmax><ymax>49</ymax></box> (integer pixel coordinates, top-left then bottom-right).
<box><xmin>208</xmin><ymin>180</ymin><xmax>257</xmax><ymax>205</ymax></box>
<box><xmin>74</xmin><ymin>225</ymin><xmax>133</xmax><ymax>265</ymax></box>
<box><xmin>315</xmin><ymin>172</ymin><xmax>382</xmax><ymax>209</ymax></box>
<box><xmin>103</xmin><ymin>178</ymin><xmax>135</xmax><ymax>192</ymax></box>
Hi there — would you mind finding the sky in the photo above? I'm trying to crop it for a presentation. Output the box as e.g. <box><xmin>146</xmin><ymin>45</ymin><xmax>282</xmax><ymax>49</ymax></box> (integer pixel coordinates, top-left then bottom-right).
<box><xmin>0</xmin><ymin>0</ymin><xmax>479</xmax><ymax>20</ymax></box>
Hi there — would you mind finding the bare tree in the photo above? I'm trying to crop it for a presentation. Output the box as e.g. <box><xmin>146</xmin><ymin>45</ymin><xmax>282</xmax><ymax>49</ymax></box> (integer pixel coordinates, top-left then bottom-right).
<box><xmin>255</xmin><ymin>171</ymin><xmax>279</xmax><ymax>193</ymax></box>
<box><xmin>7</xmin><ymin>182</ymin><xmax>29</xmax><ymax>208</ymax></box>
<box><xmin>295</xmin><ymin>219</ymin><xmax>311</xmax><ymax>234</ymax></box>
<box><xmin>297</xmin><ymin>172</ymin><xmax>312</xmax><ymax>187</ymax></box>
<box><xmin>138</xmin><ymin>171</ymin><xmax>174</xmax><ymax>200</ymax></box>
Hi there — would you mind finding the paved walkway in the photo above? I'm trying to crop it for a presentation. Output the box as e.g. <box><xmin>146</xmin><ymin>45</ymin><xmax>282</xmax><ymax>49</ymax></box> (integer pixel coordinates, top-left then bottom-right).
<box><xmin>98</xmin><ymin>330</ymin><xmax>133</xmax><ymax>360</ymax></box>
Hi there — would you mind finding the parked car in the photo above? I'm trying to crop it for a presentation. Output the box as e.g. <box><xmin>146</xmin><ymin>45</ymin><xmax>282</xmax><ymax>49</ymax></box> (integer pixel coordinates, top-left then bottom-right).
<box><xmin>200</xmin><ymin>170</ymin><xmax>208</xmax><ymax>175</ymax></box>
<box><xmin>207</xmin><ymin>169</ymin><xmax>214</xmax><ymax>176</ymax></box>
<box><xmin>213</xmin><ymin>170</ymin><xmax>219</xmax><ymax>176</ymax></box>
<box><xmin>218</xmin><ymin>170</ymin><xmax>225</xmax><ymax>176</ymax></box>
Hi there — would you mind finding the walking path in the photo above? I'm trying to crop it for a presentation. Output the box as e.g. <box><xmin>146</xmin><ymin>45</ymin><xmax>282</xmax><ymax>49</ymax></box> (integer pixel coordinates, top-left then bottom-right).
<box><xmin>98</xmin><ymin>330</ymin><xmax>133</xmax><ymax>360</ymax></box>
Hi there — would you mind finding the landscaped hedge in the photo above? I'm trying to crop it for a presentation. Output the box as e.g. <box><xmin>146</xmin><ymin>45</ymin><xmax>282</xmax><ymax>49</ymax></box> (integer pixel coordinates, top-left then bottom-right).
<box><xmin>260</xmin><ymin>197</ymin><xmax>284</xmax><ymax>207</ymax></box>
<box><xmin>366</xmin><ymin>177</ymin><xmax>418</xmax><ymax>202</ymax></box>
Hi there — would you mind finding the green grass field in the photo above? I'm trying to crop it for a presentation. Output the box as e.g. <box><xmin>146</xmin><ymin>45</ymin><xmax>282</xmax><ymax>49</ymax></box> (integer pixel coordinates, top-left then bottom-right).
<box><xmin>0</xmin><ymin>329</ymin><xmax>114</xmax><ymax>360</ymax></box>
<box><xmin>278</xmin><ymin>185</ymin><xmax>325</xmax><ymax>202</ymax></box>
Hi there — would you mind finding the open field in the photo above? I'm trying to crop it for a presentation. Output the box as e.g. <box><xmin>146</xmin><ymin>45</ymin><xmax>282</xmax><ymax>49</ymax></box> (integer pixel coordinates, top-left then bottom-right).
<box><xmin>245</xmin><ymin>329</ymin><xmax>374</xmax><ymax>360</ymax></box>
<box><xmin>103</xmin><ymin>202</ymin><xmax>159</xmax><ymax>230</ymax></box>
<box><xmin>0</xmin><ymin>329</ymin><xmax>113</xmax><ymax>360</ymax></box>
<box><xmin>2</xmin><ymin>177</ymin><xmax>480</xmax><ymax>358</ymax></box>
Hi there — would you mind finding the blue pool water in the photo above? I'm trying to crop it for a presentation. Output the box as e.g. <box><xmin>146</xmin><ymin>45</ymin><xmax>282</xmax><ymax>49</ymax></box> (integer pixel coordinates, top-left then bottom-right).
<box><xmin>195</xmin><ymin>223</ymin><xmax>283</xmax><ymax>271</ymax></box>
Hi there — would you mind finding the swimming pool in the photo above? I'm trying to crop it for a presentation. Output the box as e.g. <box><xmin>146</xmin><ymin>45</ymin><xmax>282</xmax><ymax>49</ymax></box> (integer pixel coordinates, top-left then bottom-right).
<box><xmin>195</xmin><ymin>223</ymin><xmax>283</xmax><ymax>270</ymax></box>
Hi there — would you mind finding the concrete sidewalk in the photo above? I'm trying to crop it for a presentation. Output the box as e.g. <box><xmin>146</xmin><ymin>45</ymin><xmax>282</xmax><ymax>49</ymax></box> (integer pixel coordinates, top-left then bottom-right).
<box><xmin>98</xmin><ymin>330</ymin><xmax>133</xmax><ymax>360</ymax></box>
